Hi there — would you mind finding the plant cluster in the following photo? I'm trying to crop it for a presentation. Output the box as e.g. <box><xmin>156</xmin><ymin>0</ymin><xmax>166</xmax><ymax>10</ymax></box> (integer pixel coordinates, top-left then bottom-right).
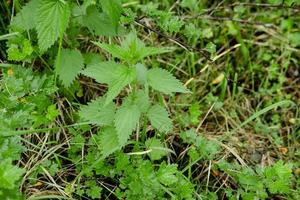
<box><xmin>0</xmin><ymin>0</ymin><xmax>299</xmax><ymax>199</ymax></box>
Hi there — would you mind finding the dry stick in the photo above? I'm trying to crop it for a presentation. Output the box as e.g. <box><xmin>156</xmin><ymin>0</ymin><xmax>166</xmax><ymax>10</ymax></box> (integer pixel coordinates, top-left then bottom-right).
<box><xmin>196</xmin><ymin>102</ymin><xmax>215</xmax><ymax>132</ymax></box>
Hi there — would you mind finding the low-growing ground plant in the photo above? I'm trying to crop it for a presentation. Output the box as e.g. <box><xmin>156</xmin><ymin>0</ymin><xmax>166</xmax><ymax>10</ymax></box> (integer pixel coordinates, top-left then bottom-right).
<box><xmin>0</xmin><ymin>0</ymin><xmax>299</xmax><ymax>199</ymax></box>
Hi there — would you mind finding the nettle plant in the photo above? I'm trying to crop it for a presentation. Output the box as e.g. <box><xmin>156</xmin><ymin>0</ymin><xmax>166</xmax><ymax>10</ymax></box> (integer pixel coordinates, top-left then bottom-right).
<box><xmin>79</xmin><ymin>32</ymin><xmax>190</xmax><ymax>158</ymax></box>
<box><xmin>4</xmin><ymin>1</ymin><xmax>189</xmax><ymax>141</ymax></box>
<box><xmin>2</xmin><ymin>0</ymin><xmax>190</xmax><ymax>198</ymax></box>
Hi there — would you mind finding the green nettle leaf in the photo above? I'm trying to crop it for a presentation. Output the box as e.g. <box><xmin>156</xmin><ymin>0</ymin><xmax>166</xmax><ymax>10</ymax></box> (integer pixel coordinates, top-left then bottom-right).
<box><xmin>92</xmin><ymin>42</ymin><xmax>124</xmax><ymax>60</ymax></box>
<box><xmin>82</xmin><ymin>6</ymin><xmax>123</xmax><ymax>36</ymax></box>
<box><xmin>114</xmin><ymin>103</ymin><xmax>141</xmax><ymax>145</ymax></box>
<box><xmin>99</xmin><ymin>127</ymin><xmax>120</xmax><ymax>158</ymax></box>
<box><xmin>135</xmin><ymin>63</ymin><xmax>148</xmax><ymax>84</ymax></box>
<box><xmin>57</xmin><ymin>49</ymin><xmax>84</xmax><ymax>87</ymax></box>
<box><xmin>123</xmin><ymin>90</ymin><xmax>150</xmax><ymax>113</ymax></box>
<box><xmin>100</xmin><ymin>0</ymin><xmax>122</xmax><ymax>29</ymax></box>
<box><xmin>10</xmin><ymin>0</ymin><xmax>39</xmax><ymax>30</ymax></box>
<box><xmin>81</xmin><ymin>61</ymin><xmax>124</xmax><ymax>85</ymax></box>
<box><xmin>157</xmin><ymin>163</ymin><xmax>178</xmax><ymax>186</ymax></box>
<box><xmin>79</xmin><ymin>97</ymin><xmax>116</xmax><ymax>126</ymax></box>
<box><xmin>36</xmin><ymin>0</ymin><xmax>71</xmax><ymax>51</ymax></box>
<box><xmin>105</xmin><ymin>66</ymin><xmax>136</xmax><ymax>105</ymax></box>
<box><xmin>145</xmin><ymin>138</ymin><xmax>168</xmax><ymax>161</ymax></box>
<box><xmin>134</xmin><ymin>90</ymin><xmax>150</xmax><ymax>113</ymax></box>
<box><xmin>147</xmin><ymin>68</ymin><xmax>189</xmax><ymax>94</ymax></box>
<box><xmin>93</xmin><ymin>32</ymin><xmax>173</xmax><ymax>63</ymax></box>
<box><xmin>147</xmin><ymin>104</ymin><xmax>173</xmax><ymax>133</ymax></box>
<box><xmin>0</xmin><ymin>159</ymin><xmax>25</xmax><ymax>190</ymax></box>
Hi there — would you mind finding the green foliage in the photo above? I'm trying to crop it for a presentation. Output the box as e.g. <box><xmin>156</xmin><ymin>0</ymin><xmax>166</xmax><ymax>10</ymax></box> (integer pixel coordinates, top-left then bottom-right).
<box><xmin>146</xmin><ymin>104</ymin><xmax>173</xmax><ymax>133</ymax></box>
<box><xmin>82</xmin><ymin>5</ymin><xmax>123</xmax><ymax>36</ymax></box>
<box><xmin>104</xmin><ymin>66</ymin><xmax>136</xmax><ymax>105</ymax></box>
<box><xmin>79</xmin><ymin>97</ymin><xmax>116</xmax><ymax>126</ymax></box>
<box><xmin>100</xmin><ymin>0</ymin><xmax>122</xmax><ymax>30</ymax></box>
<box><xmin>93</xmin><ymin>32</ymin><xmax>173</xmax><ymax>64</ymax></box>
<box><xmin>115</xmin><ymin>101</ymin><xmax>141</xmax><ymax>145</ymax></box>
<box><xmin>0</xmin><ymin>159</ymin><xmax>24</xmax><ymax>192</ymax></box>
<box><xmin>145</xmin><ymin>138</ymin><xmax>168</xmax><ymax>161</ymax></box>
<box><xmin>10</xmin><ymin>0</ymin><xmax>38</xmax><ymax>31</ymax></box>
<box><xmin>57</xmin><ymin>48</ymin><xmax>84</xmax><ymax>87</ymax></box>
<box><xmin>147</xmin><ymin>68</ymin><xmax>189</xmax><ymax>94</ymax></box>
<box><xmin>7</xmin><ymin>37</ymin><xmax>33</xmax><ymax>61</ymax></box>
<box><xmin>263</xmin><ymin>160</ymin><xmax>293</xmax><ymax>194</ymax></box>
<box><xmin>2</xmin><ymin>0</ymin><xmax>299</xmax><ymax>199</ymax></box>
<box><xmin>81</xmin><ymin>61</ymin><xmax>125</xmax><ymax>85</ymax></box>
<box><xmin>98</xmin><ymin>127</ymin><xmax>120</xmax><ymax>158</ymax></box>
<box><xmin>36</xmin><ymin>0</ymin><xmax>71</xmax><ymax>51</ymax></box>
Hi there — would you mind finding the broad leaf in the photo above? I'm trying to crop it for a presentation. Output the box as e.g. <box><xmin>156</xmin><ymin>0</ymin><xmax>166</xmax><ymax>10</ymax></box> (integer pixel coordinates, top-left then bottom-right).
<box><xmin>147</xmin><ymin>104</ymin><xmax>173</xmax><ymax>133</ymax></box>
<box><xmin>114</xmin><ymin>103</ymin><xmax>141</xmax><ymax>145</ymax></box>
<box><xmin>79</xmin><ymin>97</ymin><xmax>116</xmax><ymax>126</ymax></box>
<box><xmin>100</xmin><ymin>0</ymin><xmax>122</xmax><ymax>30</ymax></box>
<box><xmin>99</xmin><ymin>127</ymin><xmax>120</xmax><ymax>158</ymax></box>
<box><xmin>147</xmin><ymin>68</ymin><xmax>189</xmax><ymax>94</ymax></box>
<box><xmin>105</xmin><ymin>66</ymin><xmax>136</xmax><ymax>105</ymax></box>
<box><xmin>135</xmin><ymin>63</ymin><xmax>148</xmax><ymax>84</ymax></box>
<box><xmin>57</xmin><ymin>49</ymin><xmax>84</xmax><ymax>87</ymax></box>
<box><xmin>10</xmin><ymin>0</ymin><xmax>38</xmax><ymax>31</ymax></box>
<box><xmin>82</xmin><ymin>6</ymin><xmax>123</xmax><ymax>36</ymax></box>
<box><xmin>81</xmin><ymin>61</ymin><xmax>124</xmax><ymax>85</ymax></box>
<box><xmin>92</xmin><ymin>42</ymin><xmax>124</xmax><ymax>60</ymax></box>
<box><xmin>36</xmin><ymin>0</ymin><xmax>71</xmax><ymax>51</ymax></box>
<box><xmin>83</xmin><ymin>53</ymin><xmax>103</xmax><ymax>66</ymax></box>
<box><xmin>122</xmin><ymin>90</ymin><xmax>150</xmax><ymax>113</ymax></box>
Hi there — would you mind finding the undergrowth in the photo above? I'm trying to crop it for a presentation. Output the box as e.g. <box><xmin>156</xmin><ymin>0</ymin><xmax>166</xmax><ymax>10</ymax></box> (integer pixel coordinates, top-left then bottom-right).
<box><xmin>0</xmin><ymin>0</ymin><xmax>300</xmax><ymax>199</ymax></box>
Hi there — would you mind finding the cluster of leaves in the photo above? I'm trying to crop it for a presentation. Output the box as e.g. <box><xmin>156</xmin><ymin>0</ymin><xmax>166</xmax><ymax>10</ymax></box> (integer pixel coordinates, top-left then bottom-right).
<box><xmin>0</xmin><ymin>66</ymin><xmax>57</xmax><ymax>198</ymax></box>
<box><xmin>1</xmin><ymin>0</ymin><xmax>299</xmax><ymax>199</ymax></box>
<box><xmin>218</xmin><ymin>160</ymin><xmax>296</xmax><ymax>200</ymax></box>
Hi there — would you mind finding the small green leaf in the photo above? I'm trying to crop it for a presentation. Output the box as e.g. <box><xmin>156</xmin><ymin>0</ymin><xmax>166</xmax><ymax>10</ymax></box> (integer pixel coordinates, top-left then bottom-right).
<box><xmin>81</xmin><ymin>61</ymin><xmax>124</xmax><ymax>85</ymax></box>
<box><xmin>46</xmin><ymin>104</ymin><xmax>59</xmax><ymax>121</ymax></box>
<box><xmin>264</xmin><ymin>160</ymin><xmax>293</xmax><ymax>194</ymax></box>
<box><xmin>57</xmin><ymin>49</ymin><xmax>84</xmax><ymax>87</ymax></box>
<box><xmin>147</xmin><ymin>104</ymin><xmax>173</xmax><ymax>133</ymax></box>
<box><xmin>36</xmin><ymin>0</ymin><xmax>71</xmax><ymax>51</ymax></box>
<box><xmin>79</xmin><ymin>97</ymin><xmax>116</xmax><ymax>126</ymax></box>
<box><xmin>147</xmin><ymin>68</ymin><xmax>189</xmax><ymax>95</ymax></box>
<box><xmin>145</xmin><ymin>138</ymin><xmax>168</xmax><ymax>161</ymax></box>
<box><xmin>0</xmin><ymin>159</ymin><xmax>25</xmax><ymax>190</ymax></box>
<box><xmin>157</xmin><ymin>162</ymin><xmax>178</xmax><ymax>186</ymax></box>
<box><xmin>7</xmin><ymin>38</ymin><xmax>33</xmax><ymax>61</ymax></box>
<box><xmin>114</xmin><ymin>103</ymin><xmax>141</xmax><ymax>145</ymax></box>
